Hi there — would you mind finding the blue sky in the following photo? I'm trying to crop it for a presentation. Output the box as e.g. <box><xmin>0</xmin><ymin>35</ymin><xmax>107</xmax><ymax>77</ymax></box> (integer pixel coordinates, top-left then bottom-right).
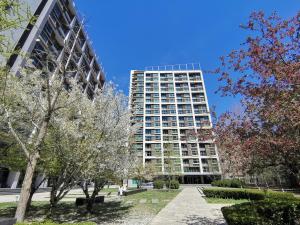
<box><xmin>74</xmin><ymin>0</ymin><xmax>299</xmax><ymax>116</ymax></box>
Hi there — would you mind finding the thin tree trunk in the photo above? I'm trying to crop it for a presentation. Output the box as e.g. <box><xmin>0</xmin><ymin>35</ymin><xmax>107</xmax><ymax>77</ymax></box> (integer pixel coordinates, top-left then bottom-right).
<box><xmin>15</xmin><ymin>118</ymin><xmax>50</xmax><ymax>222</ymax></box>
<box><xmin>15</xmin><ymin>154</ymin><xmax>39</xmax><ymax>222</ymax></box>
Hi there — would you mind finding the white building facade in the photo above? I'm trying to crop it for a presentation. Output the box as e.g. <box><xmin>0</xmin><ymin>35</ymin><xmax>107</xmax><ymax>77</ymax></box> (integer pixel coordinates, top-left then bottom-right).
<box><xmin>130</xmin><ymin>66</ymin><xmax>221</xmax><ymax>184</ymax></box>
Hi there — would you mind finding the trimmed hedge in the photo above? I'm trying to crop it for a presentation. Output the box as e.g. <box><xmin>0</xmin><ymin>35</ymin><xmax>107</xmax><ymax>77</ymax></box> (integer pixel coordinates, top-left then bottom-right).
<box><xmin>153</xmin><ymin>179</ymin><xmax>164</xmax><ymax>189</ymax></box>
<box><xmin>203</xmin><ymin>188</ymin><xmax>295</xmax><ymax>201</ymax></box>
<box><xmin>222</xmin><ymin>199</ymin><xmax>300</xmax><ymax>225</ymax></box>
<box><xmin>166</xmin><ymin>180</ymin><xmax>180</xmax><ymax>189</ymax></box>
<box><xmin>211</xmin><ymin>179</ymin><xmax>245</xmax><ymax>188</ymax></box>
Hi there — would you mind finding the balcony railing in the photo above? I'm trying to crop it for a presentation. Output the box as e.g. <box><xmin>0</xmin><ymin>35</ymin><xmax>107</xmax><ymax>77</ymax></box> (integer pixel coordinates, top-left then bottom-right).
<box><xmin>176</xmin><ymin>88</ymin><xmax>189</xmax><ymax>92</ymax></box>
<box><xmin>162</xmin><ymin>110</ymin><xmax>176</xmax><ymax>114</ymax></box>
<box><xmin>192</xmin><ymin>98</ymin><xmax>205</xmax><ymax>103</ymax></box>
<box><xmin>161</xmin><ymin>88</ymin><xmax>174</xmax><ymax>92</ymax></box>
<box><xmin>194</xmin><ymin>109</ymin><xmax>208</xmax><ymax>114</ymax></box>
<box><xmin>177</xmin><ymin>99</ymin><xmax>191</xmax><ymax>103</ymax></box>
<box><xmin>178</xmin><ymin>110</ymin><xmax>192</xmax><ymax>114</ymax></box>
<box><xmin>161</xmin><ymin>99</ymin><xmax>175</xmax><ymax>103</ymax></box>
<box><xmin>162</xmin><ymin>122</ymin><xmax>177</xmax><ymax>127</ymax></box>
<box><xmin>190</xmin><ymin>87</ymin><xmax>204</xmax><ymax>92</ymax></box>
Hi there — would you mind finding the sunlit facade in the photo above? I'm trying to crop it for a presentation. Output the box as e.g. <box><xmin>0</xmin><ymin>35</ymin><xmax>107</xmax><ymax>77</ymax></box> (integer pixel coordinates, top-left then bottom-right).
<box><xmin>130</xmin><ymin>67</ymin><xmax>221</xmax><ymax>183</ymax></box>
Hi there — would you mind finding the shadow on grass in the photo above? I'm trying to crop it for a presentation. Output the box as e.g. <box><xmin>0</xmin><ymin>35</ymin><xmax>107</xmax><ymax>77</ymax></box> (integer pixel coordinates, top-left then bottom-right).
<box><xmin>181</xmin><ymin>215</ymin><xmax>226</xmax><ymax>225</ymax></box>
<box><xmin>0</xmin><ymin>201</ymin><xmax>132</xmax><ymax>224</ymax></box>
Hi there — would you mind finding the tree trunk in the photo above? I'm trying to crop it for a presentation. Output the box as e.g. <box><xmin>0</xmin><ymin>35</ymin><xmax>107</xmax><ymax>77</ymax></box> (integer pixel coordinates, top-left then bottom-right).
<box><xmin>85</xmin><ymin>179</ymin><xmax>105</xmax><ymax>213</ymax></box>
<box><xmin>86</xmin><ymin>198</ymin><xmax>94</xmax><ymax>213</ymax></box>
<box><xmin>288</xmin><ymin>172</ymin><xmax>299</xmax><ymax>188</ymax></box>
<box><xmin>15</xmin><ymin>154</ymin><xmax>38</xmax><ymax>222</ymax></box>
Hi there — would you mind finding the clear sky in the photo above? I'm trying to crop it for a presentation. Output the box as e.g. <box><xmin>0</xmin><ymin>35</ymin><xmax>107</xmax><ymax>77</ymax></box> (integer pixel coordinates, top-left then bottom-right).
<box><xmin>74</xmin><ymin>0</ymin><xmax>299</xmax><ymax>116</ymax></box>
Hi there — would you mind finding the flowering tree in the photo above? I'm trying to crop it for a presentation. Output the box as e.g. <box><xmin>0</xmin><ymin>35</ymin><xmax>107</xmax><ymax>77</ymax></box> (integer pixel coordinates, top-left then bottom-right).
<box><xmin>76</xmin><ymin>85</ymin><xmax>135</xmax><ymax>212</ymax></box>
<box><xmin>0</xmin><ymin>42</ymin><xmax>89</xmax><ymax>220</ymax></box>
<box><xmin>214</xmin><ymin>11</ymin><xmax>300</xmax><ymax>187</ymax></box>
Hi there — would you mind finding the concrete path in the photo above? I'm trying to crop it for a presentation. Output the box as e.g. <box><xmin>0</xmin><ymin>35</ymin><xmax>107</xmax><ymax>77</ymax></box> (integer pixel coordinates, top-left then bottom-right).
<box><xmin>149</xmin><ymin>187</ymin><xmax>226</xmax><ymax>225</ymax></box>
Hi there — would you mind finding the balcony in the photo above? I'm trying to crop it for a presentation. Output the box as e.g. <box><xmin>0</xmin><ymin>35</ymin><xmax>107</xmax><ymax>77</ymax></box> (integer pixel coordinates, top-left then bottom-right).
<box><xmin>179</xmin><ymin>122</ymin><xmax>194</xmax><ymax>127</ymax></box>
<box><xmin>161</xmin><ymin>88</ymin><xmax>174</xmax><ymax>92</ymax></box>
<box><xmin>146</xmin><ymin>78</ymin><xmax>158</xmax><ymax>82</ymax></box>
<box><xmin>145</xmin><ymin>136</ymin><xmax>161</xmax><ymax>142</ymax></box>
<box><xmin>146</xmin><ymin>99</ymin><xmax>159</xmax><ymax>103</ymax></box>
<box><xmin>177</xmin><ymin>98</ymin><xmax>191</xmax><ymax>103</ymax></box>
<box><xmin>175</xmin><ymin>77</ymin><xmax>188</xmax><ymax>82</ymax></box>
<box><xmin>178</xmin><ymin>110</ymin><xmax>192</xmax><ymax>114</ymax></box>
<box><xmin>146</xmin><ymin>110</ymin><xmax>160</xmax><ymax>115</ymax></box>
<box><xmin>192</xmin><ymin>98</ymin><xmax>206</xmax><ymax>103</ymax></box>
<box><xmin>163</xmin><ymin>136</ymin><xmax>179</xmax><ymax>141</ymax></box>
<box><xmin>146</xmin><ymin>88</ymin><xmax>159</xmax><ymax>92</ymax></box>
<box><xmin>190</xmin><ymin>87</ymin><xmax>204</xmax><ymax>92</ymax></box>
<box><xmin>194</xmin><ymin>109</ymin><xmax>208</xmax><ymax>114</ymax></box>
<box><xmin>162</xmin><ymin>122</ymin><xmax>177</xmax><ymax>127</ymax></box>
<box><xmin>145</xmin><ymin>122</ymin><xmax>160</xmax><ymax>127</ymax></box>
<box><xmin>162</xmin><ymin>110</ymin><xmax>176</xmax><ymax>115</ymax></box>
<box><xmin>160</xmin><ymin>78</ymin><xmax>173</xmax><ymax>82</ymax></box>
<box><xmin>176</xmin><ymin>87</ymin><xmax>189</xmax><ymax>92</ymax></box>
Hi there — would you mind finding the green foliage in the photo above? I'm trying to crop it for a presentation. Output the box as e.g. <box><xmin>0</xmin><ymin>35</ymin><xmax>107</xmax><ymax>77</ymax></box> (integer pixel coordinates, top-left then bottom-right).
<box><xmin>203</xmin><ymin>188</ymin><xmax>295</xmax><ymax>201</ymax></box>
<box><xmin>17</xmin><ymin>221</ymin><xmax>96</xmax><ymax>225</ymax></box>
<box><xmin>221</xmin><ymin>199</ymin><xmax>300</xmax><ymax>225</ymax></box>
<box><xmin>211</xmin><ymin>179</ymin><xmax>245</xmax><ymax>188</ymax></box>
<box><xmin>166</xmin><ymin>180</ymin><xmax>180</xmax><ymax>189</ymax></box>
<box><xmin>153</xmin><ymin>179</ymin><xmax>164</xmax><ymax>189</ymax></box>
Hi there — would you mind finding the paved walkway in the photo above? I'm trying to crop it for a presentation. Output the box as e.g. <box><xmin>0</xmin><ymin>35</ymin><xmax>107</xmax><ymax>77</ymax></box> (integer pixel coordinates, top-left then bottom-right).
<box><xmin>149</xmin><ymin>187</ymin><xmax>226</xmax><ymax>225</ymax></box>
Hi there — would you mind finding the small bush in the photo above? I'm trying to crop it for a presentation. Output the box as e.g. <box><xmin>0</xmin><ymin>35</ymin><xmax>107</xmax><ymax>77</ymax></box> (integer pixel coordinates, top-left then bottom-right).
<box><xmin>221</xmin><ymin>199</ymin><xmax>300</xmax><ymax>225</ymax></box>
<box><xmin>203</xmin><ymin>188</ymin><xmax>295</xmax><ymax>201</ymax></box>
<box><xmin>166</xmin><ymin>180</ymin><xmax>180</xmax><ymax>189</ymax></box>
<box><xmin>153</xmin><ymin>179</ymin><xmax>164</xmax><ymax>189</ymax></box>
<box><xmin>211</xmin><ymin>179</ymin><xmax>245</xmax><ymax>188</ymax></box>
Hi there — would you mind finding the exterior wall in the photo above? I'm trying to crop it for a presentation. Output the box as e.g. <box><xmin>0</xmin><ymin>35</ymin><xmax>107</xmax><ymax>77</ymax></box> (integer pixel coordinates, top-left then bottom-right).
<box><xmin>130</xmin><ymin>69</ymin><xmax>221</xmax><ymax>182</ymax></box>
<box><xmin>0</xmin><ymin>0</ymin><xmax>43</xmax><ymax>65</ymax></box>
<box><xmin>6</xmin><ymin>0</ymin><xmax>105</xmax><ymax>97</ymax></box>
<box><xmin>0</xmin><ymin>0</ymin><xmax>105</xmax><ymax>189</ymax></box>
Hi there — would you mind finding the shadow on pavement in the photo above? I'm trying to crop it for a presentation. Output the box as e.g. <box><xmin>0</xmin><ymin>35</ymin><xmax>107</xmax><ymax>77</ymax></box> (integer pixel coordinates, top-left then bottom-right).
<box><xmin>181</xmin><ymin>214</ymin><xmax>226</xmax><ymax>225</ymax></box>
<box><xmin>0</xmin><ymin>201</ymin><xmax>132</xmax><ymax>224</ymax></box>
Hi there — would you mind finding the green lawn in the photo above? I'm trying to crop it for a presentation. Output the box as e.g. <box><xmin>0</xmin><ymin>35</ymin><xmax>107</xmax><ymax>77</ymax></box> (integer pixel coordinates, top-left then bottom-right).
<box><xmin>0</xmin><ymin>189</ymin><xmax>180</xmax><ymax>223</ymax></box>
<box><xmin>123</xmin><ymin>189</ymin><xmax>181</xmax><ymax>214</ymax></box>
<box><xmin>204</xmin><ymin>197</ymin><xmax>249</xmax><ymax>204</ymax></box>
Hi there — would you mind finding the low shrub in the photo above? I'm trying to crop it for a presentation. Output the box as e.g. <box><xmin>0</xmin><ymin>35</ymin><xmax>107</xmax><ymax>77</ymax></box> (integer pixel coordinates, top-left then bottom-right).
<box><xmin>166</xmin><ymin>180</ymin><xmax>180</xmax><ymax>189</ymax></box>
<box><xmin>211</xmin><ymin>179</ymin><xmax>245</xmax><ymax>188</ymax></box>
<box><xmin>221</xmin><ymin>199</ymin><xmax>300</xmax><ymax>225</ymax></box>
<box><xmin>202</xmin><ymin>188</ymin><xmax>295</xmax><ymax>201</ymax></box>
<box><xmin>265</xmin><ymin>190</ymin><xmax>295</xmax><ymax>200</ymax></box>
<box><xmin>203</xmin><ymin>188</ymin><xmax>264</xmax><ymax>200</ymax></box>
<box><xmin>153</xmin><ymin>179</ymin><xmax>164</xmax><ymax>189</ymax></box>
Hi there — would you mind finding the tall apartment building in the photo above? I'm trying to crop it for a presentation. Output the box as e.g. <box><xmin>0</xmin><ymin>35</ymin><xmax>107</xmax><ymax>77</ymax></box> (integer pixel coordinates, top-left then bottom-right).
<box><xmin>0</xmin><ymin>0</ymin><xmax>105</xmax><ymax>189</ymax></box>
<box><xmin>130</xmin><ymin>65</ymin><xmax>221</xmax><ymax>184</ymax></box>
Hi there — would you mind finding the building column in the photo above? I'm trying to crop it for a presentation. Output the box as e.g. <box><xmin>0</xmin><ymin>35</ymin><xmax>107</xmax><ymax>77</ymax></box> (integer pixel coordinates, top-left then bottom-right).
<box><xmin>35</xmin><ymin>174</ymin><xmax>48</xmax><ymax>188</ymax></box>
<box><xmin>200</xmin><ymin>175</ymin><xmax>204</xmax><ymax>184</ymax></box>
<box><xmin>6</xmin><ymin>171</ymin><xmax>21</xmax><ymax>189</ymax></box>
